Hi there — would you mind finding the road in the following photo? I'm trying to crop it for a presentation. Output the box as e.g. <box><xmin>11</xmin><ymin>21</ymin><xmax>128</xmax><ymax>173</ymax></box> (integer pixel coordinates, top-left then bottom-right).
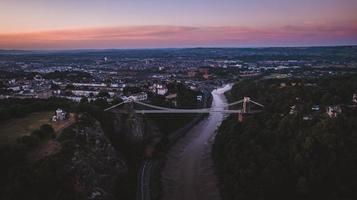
<box><xmin>138</xmin><ymin>160</ymin><xmax>152</xmax><ymax>200</ymax></box>
<box><xmin>161</xmin><ymin>84</ymin><xmax>232</xmax><ymax>200</ymax></box>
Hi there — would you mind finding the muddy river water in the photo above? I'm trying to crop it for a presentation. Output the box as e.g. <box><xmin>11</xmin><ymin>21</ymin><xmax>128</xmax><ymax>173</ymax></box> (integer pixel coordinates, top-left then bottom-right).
<box><xmin>162</xmin><ymin>84</ymin><xmax>232</xmax><ymax>200</ymax></box>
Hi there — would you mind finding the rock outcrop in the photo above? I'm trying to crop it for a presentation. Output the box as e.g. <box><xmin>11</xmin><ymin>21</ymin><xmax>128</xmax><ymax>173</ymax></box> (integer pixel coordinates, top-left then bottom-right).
<box><xmin>56</xmin><ymin>114</ymin><xmax>128</xmax><ymax>200</ymax></box>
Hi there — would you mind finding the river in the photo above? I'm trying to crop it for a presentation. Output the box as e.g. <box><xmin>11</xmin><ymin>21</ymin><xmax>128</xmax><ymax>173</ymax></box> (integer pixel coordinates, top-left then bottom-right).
<box><xmin>161</xmin><ymin>84</ymin><xmax>232</xmax><ymax>200</ymax></box>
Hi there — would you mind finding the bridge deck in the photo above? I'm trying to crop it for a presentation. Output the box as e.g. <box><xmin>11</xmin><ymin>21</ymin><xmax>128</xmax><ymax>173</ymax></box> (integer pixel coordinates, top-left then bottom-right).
<box><xmin>112</xmin><ymin>109</ymin><xmax>262</xmax><ymax>114</ymax></box>
<box><xmin>105</xmin><ymin>97</ymin><xmax>264</xmax><ymax>115</ymax></box>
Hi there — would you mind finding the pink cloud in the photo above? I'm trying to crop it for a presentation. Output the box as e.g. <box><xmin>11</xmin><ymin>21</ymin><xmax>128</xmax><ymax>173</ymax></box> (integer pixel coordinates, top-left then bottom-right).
<box><xmin>0</xmin><ymin>22</ymin><xmax>357</xmax><ymax>49</ymax></box>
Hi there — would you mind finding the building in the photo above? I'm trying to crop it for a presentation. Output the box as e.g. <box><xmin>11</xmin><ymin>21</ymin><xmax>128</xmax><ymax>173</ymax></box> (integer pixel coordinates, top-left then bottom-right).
<box><xmin>289</xmin><ymin>105</ymin><xmax>297</xmax><ymax>115</ymax></box>
<box><xmin>33</xmin><ymin>74</ymin><xmax>44</xmax><ymax>81</ymax></box>
<box><xmin>150</xmin><ymin>84</ymin><xmax>168</xmax><ymax>96</ymax></box>
<box><xmin>199</xmin><ymin>68</ymin><xmax>209</xmax><ymax>80</ymax></box>
<box><xmin>326</xmin><ymin>105</ymin><xmax>342</xmax><ymax>118</ymax></box>
<box><xmin>303</xmin><ymin>116</ymin><xmax>313</xmax><ymax>121</ymax></box>
<box><xmin>353</xmin><ymin>94</ymin><xmax>357</xmax><ymax>103</ymax></box>
<box><xmin>196</xmin><ymin>95</ymin><xmax>203</xmax><ymax>102</ymax></box>
<box><xmin>187</xmin><ymin>70</ymin><xmax>197</xmax><ymax>78</ymax></box>
<box><xmin>36</xmin><ymin>90</ymin><xmax>53</xmax><ymax>99</ymax></box>
<box><xmin>52</xmin><ymin>108</ymin><xmax>67</xmax><ymax>122</ymax></box>
<box><xmin>127</xmin><ymin>92</ymin><xmax>148</xmax><ymax>102</ymax></box>
<box><xmin>202</xmin><ymin>73</ymin><xmax>209</xmax><ymax>80</ymax></box>
<box><xmin>311</xmin><ymin>105</ymin><xmax>320</xmax><ymax>111</ymax></box>
<box><xmin>280</xmin><ymin>83</ymin><xmax>287</xmax><ymax>88</ymax></box>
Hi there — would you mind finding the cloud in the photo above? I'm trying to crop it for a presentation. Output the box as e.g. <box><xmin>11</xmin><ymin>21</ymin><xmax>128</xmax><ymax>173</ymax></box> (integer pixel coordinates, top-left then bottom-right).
<box><xmin>0</xmin><ymin>22</ymin><xmax>357</xmax><ymax>49</ymax></box>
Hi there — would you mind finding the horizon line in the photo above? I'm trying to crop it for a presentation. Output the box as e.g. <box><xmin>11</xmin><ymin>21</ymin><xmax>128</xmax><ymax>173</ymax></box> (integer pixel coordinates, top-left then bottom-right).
<box><xmin>1</xmin><ymin>44</ymin><xmax>357</xmax><ymax>52</ymax></box>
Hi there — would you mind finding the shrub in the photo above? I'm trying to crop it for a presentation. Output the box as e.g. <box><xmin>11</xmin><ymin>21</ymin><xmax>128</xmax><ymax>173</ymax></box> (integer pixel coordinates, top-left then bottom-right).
<box><xmin>40</xmin><ymin>124</ymin><xmax>55</xmax><ymax>138</ymax></box>
<box><xmin>17</xmin><ymin>135</ymin><xmax>40</xmax><ymax>148</ymax></box>
<box><xmin>57</xmin><ymin>127</ymin><xmax>76</xmax><ymax>143</ymax></box>
<box><xmin>31</xmin><ymin>124</ymin><xmax>54</xmax><ymax>140</ymax></box>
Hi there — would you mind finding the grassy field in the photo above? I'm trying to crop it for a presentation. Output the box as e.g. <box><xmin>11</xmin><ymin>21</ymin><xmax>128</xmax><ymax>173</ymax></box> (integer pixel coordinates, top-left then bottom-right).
<box><xmin>0</xmin><ymin>111</ymin><xmax>53</xmax><ymax>145</ymax></box>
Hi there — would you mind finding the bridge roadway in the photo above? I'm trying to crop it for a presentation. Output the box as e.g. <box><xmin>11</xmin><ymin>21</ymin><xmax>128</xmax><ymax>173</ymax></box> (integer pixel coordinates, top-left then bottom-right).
<box><xmin>115</xmin><ymin>109</ymin><xmax>243</xmax><ymax>114</ymax></box>
<box><xmin>106</xmin><ymin>95</ymin><xmax>263</xmax><ymax>115</ymax></box>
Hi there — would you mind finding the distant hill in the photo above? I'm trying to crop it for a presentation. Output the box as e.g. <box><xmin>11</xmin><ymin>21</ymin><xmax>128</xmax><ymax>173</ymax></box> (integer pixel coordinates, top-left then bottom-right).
<box><xmin>0</xmin><ymin>46</ymin><xmax>357</xmax><ymax>62</ymax></box>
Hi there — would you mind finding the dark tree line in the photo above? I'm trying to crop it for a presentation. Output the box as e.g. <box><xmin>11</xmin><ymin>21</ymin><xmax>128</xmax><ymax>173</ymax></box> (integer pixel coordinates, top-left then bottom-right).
<box><xmin>0</xmin><ymin>98</ymin><xmax>74</xmax><ymax>122</ymax></box>
<box><xmin>213</xmin><ymin>74</ymin><xmax>357</xmax><ymax>200</ymax></box>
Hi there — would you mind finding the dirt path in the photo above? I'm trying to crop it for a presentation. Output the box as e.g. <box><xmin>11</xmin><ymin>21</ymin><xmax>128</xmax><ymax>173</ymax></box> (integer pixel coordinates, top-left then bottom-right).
<box><xmin>28</xmin><ymin>113</ymin><xmax>76</xmax><ymax>162</ymax></box>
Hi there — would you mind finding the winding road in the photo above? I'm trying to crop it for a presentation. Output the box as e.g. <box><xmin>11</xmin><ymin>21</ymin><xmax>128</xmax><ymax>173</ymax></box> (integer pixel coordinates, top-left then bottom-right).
<box><xmin>161</xmin><ymin>84</ymin><xmax>232</xmax><ymax>200</ymax></box>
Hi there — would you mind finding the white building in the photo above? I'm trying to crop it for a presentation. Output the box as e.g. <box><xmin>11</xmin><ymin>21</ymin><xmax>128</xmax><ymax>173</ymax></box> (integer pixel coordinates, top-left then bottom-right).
<box><xmin>71</xmin><ymin>90</ymin><xmax>99</xmax><ymax>97</ymax></box>
<box><xmin>196</xmin><ymin>95</ymin><xmax>203</xmax><ymax>102</ymax></box>
<box><xmin>52</xmin><ymin>108</ymin><xmax>67</xmax><ymax>122</ymax></box>
<box><xmin>150</xmin><ymin>84</ymin><xmax>168</xmax><ymax>96</ymax></box>
<box><xmin>311</xmin><ymin>105</ymin><xmax>320</xmax><ymax>111</ymax></box>
<box><xmin>289</xmin><ymin>105</ymin><xmax>297</xmax><ymax>115</ymax></box>
<box><xmin>326</xmin><ymin>106</ymin><xmax>342</xmax><ymax>118</ymax></box>
<box><xmin>126</xmin><ymin>92</ymin><xmax>148</xmax><ymax>102</ymax></box>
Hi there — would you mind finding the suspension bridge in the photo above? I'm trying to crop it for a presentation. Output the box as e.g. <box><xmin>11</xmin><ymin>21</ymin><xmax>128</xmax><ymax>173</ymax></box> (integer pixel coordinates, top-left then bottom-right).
<box><xmin>105</xmin><ymin>97</ymin><xmax>264</xmax><ymax>120</ymax></box>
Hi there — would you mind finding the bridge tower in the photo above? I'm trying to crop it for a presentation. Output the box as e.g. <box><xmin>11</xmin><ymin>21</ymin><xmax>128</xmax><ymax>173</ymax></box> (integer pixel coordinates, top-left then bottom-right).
<box><xmin>239</xmin><ymin>97</ymin><xmax>251</xmax><ymax>122</ymax></box>
<box><xmin>242</xmin><ymin>97</ymin><xmax>250</xmax><ymax>113</ymax></box>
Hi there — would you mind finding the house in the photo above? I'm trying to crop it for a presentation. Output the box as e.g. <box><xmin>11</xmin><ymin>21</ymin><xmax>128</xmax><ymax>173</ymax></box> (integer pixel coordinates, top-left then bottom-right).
<box><xmin>187</xmin><ymin>70</ymin><xmax>197</xmax><ymax>78</ymax></box>
<box><xmin>196</xmin><ymin>95</ymin><xmax>203</xmax><ymax>102</ymax></box>
<box><xmin>303</xmin><ymin>116</ymin><xmax>313</xmax><ymax>121</ymax></box>
<box><xmin>203</xmin><ymin>73</ymin><xmax>209</xmax><ymax>80</ymax></box>
<box><xmin>8</xmin><ymin>85</ymin><xmax>21</xmax><ymax>92</ymax></box>
<box><xmin>150</xmin><ymin>84</ymin><xmax>168</xmax><ymax>96</ymax></box>
<box><xmin>326</xmin><ymin>105</ymin><xmax>342</xmax><ymax>118</ymax></box>
<box><xmin>52</xmin><ymin>108</ymin><xmax>67</xmax><ymax>122</ymax></box>
<box><xmin>198</xmin><ymin>68</ymin><xmax>209</xmax><ymax>74</ymax></box>
<box><xmin>311</xmin><ymin>105</ymin><xmax>320</xmax><ymax>111</ymax></box>
<box><xmin>289</xmin><ymin>105</ymin><xmax>297</xmax><ymax>115</ymax></box>
<box><xmin>127</xmin><ymin>92</ymin><xmax>148</xmax><ymax>102</ymax></box>
<box><xmin>33</xmin><ymin>74</ymin><xmax>44</xmax><ymax>81</ymax></box>
<box><xmin>36</xmin><ymin>90</ymin><xmax>53</xmax><ymax>99</ymax></box>
<box><xmin>199</xmin><ymin>68</ymin><xmax>209</xmax><ymax>80</ymax></box>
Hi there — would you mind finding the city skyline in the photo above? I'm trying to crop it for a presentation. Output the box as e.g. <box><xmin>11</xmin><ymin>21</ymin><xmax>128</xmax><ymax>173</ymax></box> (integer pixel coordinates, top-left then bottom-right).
<box><xmin>1</xmin><ymin>0</ymin><xmax>357</xmax><ymax>49</ymax></box>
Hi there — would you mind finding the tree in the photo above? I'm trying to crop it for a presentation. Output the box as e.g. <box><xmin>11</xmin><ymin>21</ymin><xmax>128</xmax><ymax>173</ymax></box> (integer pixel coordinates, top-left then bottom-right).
<box><xmin>17</xmin><ymin>135</ymin><xmax>40</xmax><ymax>148</ymax></box>
<box><xmin>31</xmin><ymin>124</ymin><xmax>54</xmax><ymax>139</ymax></box>
<box><xmin>96</xmin><ymin>91</ymin><xmax>110</xmax><ymax>98</ymax></box>
<box><xmin>64</xmin><ymin>91</ymin><xmax>73</xmax><ymax>96</ymax></box>
<box><xmin>92</xmin><ymin>98</ymin><xmax>109</xmax><ymax>108</ymax></box>
<box><xmin>50</xmin><ymin>83</ymin><xmax>60</xmax><ymax>90</ymax></box>
<box><xmin>80</xmin><ymin>97</ymin><xmax>89</xmax><ymax>104</ymax></box>
<box><xmin>123</xmin><ymin>86</ymin><xmax>141</xmax><ymax>96</ymax></box>
<box><xmin>65</xmin><ymin>84</ymin><xmax>75</xmax><ymax>90</ymax></box>
<box><xmin>40</xmin><ymin>124</ymin><xmax>54</xmax><ymax>136</ymax></box>
<box><xmin>213</xmin><ymin>75</ymin><xmax>357</xmax><ymax>200</ymax></box>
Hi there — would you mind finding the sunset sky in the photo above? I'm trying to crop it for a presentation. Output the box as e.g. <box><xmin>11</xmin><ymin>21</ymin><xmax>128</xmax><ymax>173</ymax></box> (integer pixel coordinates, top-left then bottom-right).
<box><xmin>1</xmin><ymin>0</ymin><xmax>357</xmax><ymax>49</ymax></box>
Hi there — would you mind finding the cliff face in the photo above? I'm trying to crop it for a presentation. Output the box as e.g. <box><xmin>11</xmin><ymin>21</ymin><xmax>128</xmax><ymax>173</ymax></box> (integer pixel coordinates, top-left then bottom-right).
<box><xmin>56</xmin><ymin>114</ymin><xmax>128</xmax><ymax>200</ymax></box>
<box><xmin>110</xmin><ymin>113</ymin><xmax>146</xmax><ymax>144</ymax></box>
<box><xmin>48</xmin><ymin>111</ymin><xmax>163</xmax><ymax>200</ymax></box>
<box><xmin>5</xmin><ymin>112</ymin><xmax>163</xmax><ymax>200</ymax></box>
<box><xmin>70</xmin><ymin>119</ymin><xmax>127</xmax><ymax>199</ymax></box>
<box><xmin>101</xmin><ymin>112</ymin><xmax>163</xmax><ymax>160</ymax></box>
<box><xmin>0</xmin><ymin>113</ymin><xmax>132</xmax><ymax>200</ymax></box>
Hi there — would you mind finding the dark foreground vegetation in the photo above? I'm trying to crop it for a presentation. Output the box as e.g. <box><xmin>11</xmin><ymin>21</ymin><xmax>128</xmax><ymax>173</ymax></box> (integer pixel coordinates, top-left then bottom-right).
<box><xmin>0</xmin><ymin>82</ymin><xmax>201</xmax><ymax>200</ymax></box>
<box><xmin>213</xmin><ymin>74</ymin><xmax>357</xmax><ymax>200</ymax></box>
